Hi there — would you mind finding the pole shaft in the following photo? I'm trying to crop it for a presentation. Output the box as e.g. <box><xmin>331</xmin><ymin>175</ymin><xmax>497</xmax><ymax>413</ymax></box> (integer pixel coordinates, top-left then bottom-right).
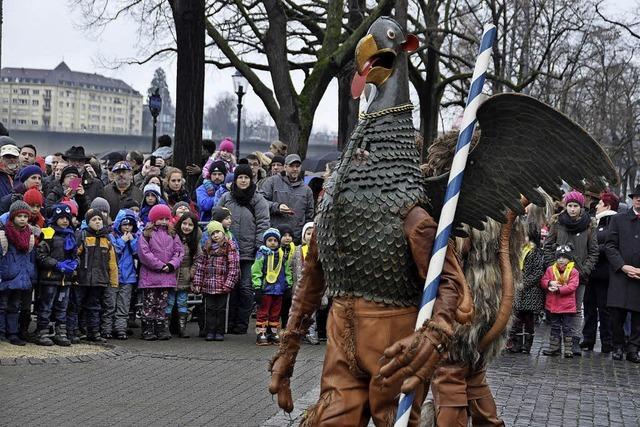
<box><xmin>236</xmin><ymin>89</ymin><xmax>244</xmax><ymax>160</ymax></box>
<box><xmin>151</xmin><ymin>118</ymin><xmax>157</xmax><ymax>153</ymax></box>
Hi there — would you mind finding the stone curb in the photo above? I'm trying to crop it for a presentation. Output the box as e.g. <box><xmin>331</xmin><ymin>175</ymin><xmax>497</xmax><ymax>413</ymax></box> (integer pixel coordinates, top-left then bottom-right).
<box><xmin>0</xmin><ymin>343</ymin><xmax>129</xmax><ymax>366</ymax></box>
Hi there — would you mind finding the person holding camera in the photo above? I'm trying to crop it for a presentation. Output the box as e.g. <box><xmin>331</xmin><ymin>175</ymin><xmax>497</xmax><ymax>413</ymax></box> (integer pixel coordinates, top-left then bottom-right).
<box><xmin>60</xmin><ymin>146</ymin><xmax>104</xmax><ymax>206</ymax></box>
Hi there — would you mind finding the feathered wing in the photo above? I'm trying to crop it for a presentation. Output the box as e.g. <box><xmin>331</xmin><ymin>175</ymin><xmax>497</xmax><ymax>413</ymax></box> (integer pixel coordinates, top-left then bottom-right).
<box><xmin>424</xmin><ymin>93</ymin><xmax>618</xmax><ymax>232</ymax></box>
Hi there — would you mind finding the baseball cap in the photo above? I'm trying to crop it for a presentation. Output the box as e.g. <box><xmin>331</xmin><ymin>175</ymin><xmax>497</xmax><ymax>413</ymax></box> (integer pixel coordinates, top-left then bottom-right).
<box><xmin>112</xmin><ymin>161</ymin><xmax>133</xmax><ymax>172</ymax></box>
<box><xmin>0</xmin><ymin>144</ymin><xmax>20</xmax><ymax>157</ymax></box>
<box><xmin>285</xmin><ymin>154</ymin><xmax>301</xmax><ymax>165</ymax></box>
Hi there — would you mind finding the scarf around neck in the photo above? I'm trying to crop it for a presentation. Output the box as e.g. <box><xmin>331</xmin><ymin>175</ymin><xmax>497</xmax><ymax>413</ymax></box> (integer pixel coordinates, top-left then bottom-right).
<box><xmin>231</xmin><ymin>182</ymin><xmax>256</xmax><ymax>207</ymax></box>
<box><xmin>5</xmin><ymin>221</ymin><xmax>31</xmax><ymax>252</ymax></box>
<box><xmin>558</xmin><ymin>210</ymin><xmax>590</xmax><ymax>234</ymax></box>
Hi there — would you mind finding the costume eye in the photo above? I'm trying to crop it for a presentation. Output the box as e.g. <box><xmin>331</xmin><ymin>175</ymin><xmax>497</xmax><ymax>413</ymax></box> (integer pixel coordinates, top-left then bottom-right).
<box><xmin>55</xmin><ymin>208</ymin><xmax>61</xmax><ymax>214</ymax></box>
<box><xmin>387</xmin><ymin>29</ymin><xmax>396</xmax><ymax>39</ymax></box>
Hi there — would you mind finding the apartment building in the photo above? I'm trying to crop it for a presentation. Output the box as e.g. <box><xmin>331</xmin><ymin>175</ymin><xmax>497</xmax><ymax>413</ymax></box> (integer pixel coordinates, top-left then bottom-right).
<box><xmin>0</xmin><ymin>62</ymin><xmax>143</xmax><ymax>135</ymax></box>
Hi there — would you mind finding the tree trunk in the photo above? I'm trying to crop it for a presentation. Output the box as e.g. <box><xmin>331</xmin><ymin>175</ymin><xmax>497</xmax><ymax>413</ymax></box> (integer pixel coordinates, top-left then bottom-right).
<box><xmin>170</xmin><ymin>0</ymin><xmax>205</xmax><ymax>192</ymax></box>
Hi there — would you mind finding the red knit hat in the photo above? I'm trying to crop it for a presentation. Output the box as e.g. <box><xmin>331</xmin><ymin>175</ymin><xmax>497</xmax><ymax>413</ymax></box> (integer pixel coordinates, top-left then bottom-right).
<box><xmin>149</xmin><ymin>204</ymin><xmax>172</xmax><ymax>223</ymax></box>
<box><xmin>563</xmin><ymin>191</ymin><xmax>585</xmax><ymax>207</ymax></box>
<box><xmin>23</xmin><ymin>188</ymin><xmax>44</xmax><ymax>206</ymax></box>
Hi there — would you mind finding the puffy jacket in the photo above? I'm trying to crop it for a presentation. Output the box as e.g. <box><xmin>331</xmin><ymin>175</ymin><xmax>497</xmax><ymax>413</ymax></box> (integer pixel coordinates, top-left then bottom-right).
<box><xmin>76</xmin><ymin>227</ymin><xmax>118</xmax><ymax>288</ymax></box>
<box><xmin>259</xmin><ymin>174</ymin><xmax>314</xmax><ymax>242</ymax></box>
<box><xmin>196</xmin><ymin>181</ymin><xmax>222</xmax><ymax>222</ymax></box>
<box><xmin>540</xmin><ymin>263</ymin><xmax>580</xmax><ymax>313</ymax></box>
<box><xmin>137</xmin><ymin>225</ymin><xmax>184</xmax><ymax>289</ymax></box>
<box><xmin>176</xmin><ymin>232</ymin><xmax>201</xmax><ymax>290</ymax></box>
<box><xmin>192</xmin><ymin>239</ymin><xmax>239</xmax><ymax>295</ymax></box>
<box><xmin>109</xmin><ymin>209</ymin><xmax>140</xmax><ymax>285</ymax></box>
<box><xmin>103</xmin><ymin>182</ymin><xmax>144</xmax><ymax>221</ymax></box>
<box><xmin>217</xmin><ymin>191</ymin><xmax>270</xmax><ymax>261</ymax></box>
<box><xmin>251</xmin><ymin>248</ymin><xmax>292</xmax><ymax>295</ymax></box>
<box><xmin>36</xmin><ymin>226</ymin><xmax>78</xmax><ymax>287</ymax></box>
<box><xmin>0</xmin><ymin>225</ymin><xmax>37</xmax><ymax>291</ymax></box>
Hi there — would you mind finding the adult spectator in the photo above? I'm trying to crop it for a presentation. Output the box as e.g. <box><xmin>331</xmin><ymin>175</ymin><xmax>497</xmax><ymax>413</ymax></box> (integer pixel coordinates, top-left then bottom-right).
<box><xmin>163</xmin><ymin>167</ymin><xmax>191</xmax><ymax>208</ymax></box>
<box><xmin>126</xmin><ymin>150</ymin><xmax>144</xmax><ymax>175</ymax></box>
<box><xmin>246</xmin><ymin>153</ymin><xmax>267</xmax><ymax>183</ymax></box>
<box><xmin>0</xmin><ymin>165</ymin><xmax>43</xmax><ymax>214</ymax></box>
<box><xmin>217</xmin><ymin>164</ymin><xmax>270</xmax><ymax>334</ymax></box>
<box><xmin>61</xmin><ymin>146</ymin><xmax>104</xmax><ymax>204</ymax></box>
<box><xmin>259</xmin><ymin>154</ymin><xmax>314</xmax><ymax>242</ymax></box>
<box><xmin>134</xmin><ymin>156</ymin><xmax>165</xmax><ymax>189</ymax></box>
<box><xmin>19</xmin><ymin>144</ymin><xmax>37</xmax><ymax>167</ymax></box>
<box><xmin>581</xmin><ymin>191</ymin><xmax>619</xmax><ymax>353</ymax></box>
<box><xmin>605</xmin><ymin>185</ymin><xmax>640</xmax><ymax>363</ymax></box>
<box><xmin>543</xmin><ymin>190</ymin><xmax>598</xmax><ymax>356</ymax></box>
<box><xmin>102</xmin><ymin>161</ymin><xmax>143</xmax><ymax>221</ymax></box>
<box><xmin>45</xmin><ymin>165</ymin><xmax>89</xmax><ymax>219</ymax></box>
<box><xmin>269</xmin><ymin>155</ymin><xmax>285</xmax><ymax>177</ymax></box>
<box><xmin>152</xmin><ymin>134</ymin><xmax>173</xmax><ymax>160</ymax></box>
<box><xmin>0</xmin><ymin>141</ymin><xmax>20</xmax><ymax>199</ymax></box>
<box><xmin>43</xmin><ymin>159</ymin><xmax>67</xmax><ymax>195</ymax></box>
<box><xmin>195</xmin><ymin>160</ymin><xmax>226</xmax><ymax>222</ymax></box>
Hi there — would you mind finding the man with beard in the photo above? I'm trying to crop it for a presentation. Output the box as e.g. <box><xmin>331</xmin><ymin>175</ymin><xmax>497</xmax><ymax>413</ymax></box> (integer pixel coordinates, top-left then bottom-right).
<box><xmin>259</xmin><ymin>154</ymin><xmax>314</xmax><ymax>243</ymax></box>
<box><xmin>0</xmin><ymin>140</ymin><xmax>21</xmax><ymax>199</ymax></box>
<box><xmin>103</xmin><ymin>161</ymin><xmax>143</xmax><ymax>221</ymax></box>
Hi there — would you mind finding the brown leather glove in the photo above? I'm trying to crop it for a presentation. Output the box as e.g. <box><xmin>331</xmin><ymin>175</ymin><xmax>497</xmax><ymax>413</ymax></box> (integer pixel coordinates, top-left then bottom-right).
<box><xmin>269</xmin><ymin>230</ymin><xmax>326</xmax><ymax>413</ymax></box>
<box><xmin>379</xmin><ymin>320</ymin><xmax>452</xmax><ymax>393</ymax></box>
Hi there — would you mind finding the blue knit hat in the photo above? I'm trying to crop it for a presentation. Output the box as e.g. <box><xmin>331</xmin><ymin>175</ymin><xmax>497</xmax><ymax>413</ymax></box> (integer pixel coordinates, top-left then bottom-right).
<box><xmin>49</xmin><ymin>203</ymin><xmax>73</xmax><ymax>224</ymax></box>
<box><xmin>17</xmin><ymin>165</ymin><xmax>43</xmax><ymax>183</ymax></box>
<box><xmin>263</xmin><ymin>227</ymin><xmax>281</xmax><ymax>243</ymax></box>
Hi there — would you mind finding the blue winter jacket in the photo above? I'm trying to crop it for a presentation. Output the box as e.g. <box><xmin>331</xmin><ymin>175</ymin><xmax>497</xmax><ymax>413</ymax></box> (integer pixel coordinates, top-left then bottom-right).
<box><xmin>0</xmin><ymin>227</ymin><xmax>36</xmax><ymax>291</ymax></box>
<box><xmin>196</xmin><ymin>181</ymin><xmax>222</xmax><ymax>222</ymax></box>
<box><xmin>109</xmin><ymin>209</ymin><xmax>140</xmax><ymax>285</ymax></box>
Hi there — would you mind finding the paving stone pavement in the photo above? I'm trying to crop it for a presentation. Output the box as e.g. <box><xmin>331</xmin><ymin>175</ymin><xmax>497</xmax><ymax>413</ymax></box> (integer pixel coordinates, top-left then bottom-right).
<box><xmin>2</xmin><ymin>323</ymin><xmax>639</xmax><ymax>426</ymax></box>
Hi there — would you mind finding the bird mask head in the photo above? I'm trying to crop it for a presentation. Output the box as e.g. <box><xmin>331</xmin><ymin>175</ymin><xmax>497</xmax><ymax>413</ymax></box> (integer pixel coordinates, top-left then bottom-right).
<box><xmin>351</xmin><ymin>17</ymin><xmax>418</xmax><ymax>100</ymax></box>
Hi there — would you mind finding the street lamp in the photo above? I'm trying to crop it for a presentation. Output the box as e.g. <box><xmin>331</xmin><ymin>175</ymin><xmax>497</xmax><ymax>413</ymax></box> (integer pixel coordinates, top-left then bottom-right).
<box><xmin>232</xmin><ymin>70</ymin><xmax>248</xmax><ymax>160</ymax></box>
<box><xmin>148</xmin><ymin>88</ymin><xmax>162</xmax><ymax>152</ymax></box>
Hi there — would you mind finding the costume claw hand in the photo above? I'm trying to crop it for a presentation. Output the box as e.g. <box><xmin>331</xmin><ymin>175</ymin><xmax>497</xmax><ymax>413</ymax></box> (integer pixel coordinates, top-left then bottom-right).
<box><xmin>269</xmin><ymin>357</ymin><xmax>294</xmax><ymax>413</ymax></box>
<box><xmin>379</xmin><ymin>328</ymin><xmax>444</xmax><ymax>394</ymax></box>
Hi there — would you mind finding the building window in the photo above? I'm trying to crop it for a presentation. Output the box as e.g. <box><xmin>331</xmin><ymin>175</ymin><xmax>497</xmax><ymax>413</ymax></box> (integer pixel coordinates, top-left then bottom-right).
<box><xmin>32</xmin><ymin>100</ymin><xmax>39</xmax><ymax>106</ymax></box>
<box><xmin>17</xmin><ymin>119</ymin><xmax>27</xmax><ymax>125</ymax></box>
<box><xmin>12</xmin><ymin>89</ymin><xmax>18</xmax><ymax>94</ymax></box>
<box><xmin>20</xmin><ymin>88</ymin><xmax>29</xmax><ymax>95</ymax></box>
<box><xmin>31</xmin><ymin>120</ymin><xmax>38</xmax><ymax>125</ymax></box>
<box><xmin>45</xmin><ymin>90</ymin><xmax>51</xmax><ymax>97</ymax></box>
<box><xmin>32</xmin><ymin>89</ymin><xmax>39</xmax><ymax>95</ymax></box>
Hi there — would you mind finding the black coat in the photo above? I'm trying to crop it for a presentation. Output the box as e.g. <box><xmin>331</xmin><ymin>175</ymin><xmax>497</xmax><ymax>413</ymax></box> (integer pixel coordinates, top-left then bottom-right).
<box><xmin>590</xmin><ymin>212</ymin><xmax>615</xmax><ymax>285</ymax></box>
<box><xmin>605</xmin><ymin>209</ymin><xmax>640</xmax><ymax>311</ymax></box>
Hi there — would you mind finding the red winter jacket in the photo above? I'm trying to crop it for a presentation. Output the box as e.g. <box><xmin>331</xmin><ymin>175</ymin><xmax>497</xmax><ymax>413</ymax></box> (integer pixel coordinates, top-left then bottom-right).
<box><xmin>540</xmin><ymin>263</ymin><xmax>579</xmax><ymax>314</ymax></box>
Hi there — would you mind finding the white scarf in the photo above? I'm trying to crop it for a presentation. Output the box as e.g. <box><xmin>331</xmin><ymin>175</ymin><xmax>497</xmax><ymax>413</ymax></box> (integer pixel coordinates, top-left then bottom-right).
<box><xmin>596</xmin><ymin>209</ymin><xmax>617</xmax><ymax>225</ymax></box>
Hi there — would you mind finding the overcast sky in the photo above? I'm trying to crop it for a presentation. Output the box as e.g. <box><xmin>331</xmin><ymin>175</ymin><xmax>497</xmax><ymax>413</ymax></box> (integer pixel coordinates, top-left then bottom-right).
<box><xmin>2</xmin><ymin>0</ymin><xmax>637</xmax><ymax>135</ymax></box>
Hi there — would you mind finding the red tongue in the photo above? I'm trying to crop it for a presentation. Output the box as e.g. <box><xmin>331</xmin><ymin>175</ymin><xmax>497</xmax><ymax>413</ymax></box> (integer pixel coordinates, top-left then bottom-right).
<box><xmin>351</xmin><ymin>58</ymin><xmax>376</xmax><ymax>99</ymax></box>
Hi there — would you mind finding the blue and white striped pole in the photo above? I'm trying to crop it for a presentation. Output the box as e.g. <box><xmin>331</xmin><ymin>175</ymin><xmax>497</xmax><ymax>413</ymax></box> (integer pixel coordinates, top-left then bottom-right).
<box><xmin>393</xmin><ymin>23</ymin><xmax>497</xmax><ymax>427</ymax></box>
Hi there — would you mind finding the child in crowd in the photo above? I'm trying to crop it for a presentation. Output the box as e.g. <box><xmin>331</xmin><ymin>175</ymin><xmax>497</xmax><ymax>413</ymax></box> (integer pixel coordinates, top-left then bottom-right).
<box><xmin>196</xmin><ymin>161</ymin><xmax>227</xmax><ymax>222</ymax></box>
<box><xmin>291</xmin><ymin>222</ymin><xmax>321</xmax><ymax>345</ymax></box>
<box><xmin>108</xmin><ymin>209</ymin><xmax>140</xmax><ymax>340</ymax></box>
<box><xmin>201</xmin><ymin>138</ymin><xmax>237</xmax><ymax>179</ymax></box>
<box><xmin>140</xmin><ymin>183</ymin><xmax>165</xmax><ymax>225</ymax></box>
<box><xmin>508</xmin><ymin>222</ymin><xmax>546</xmax><ymax>354</ymax></box>
<box><xmin>69</xmin><ymin>209</ymin><xmax>118</xmax><ymax>343</ymax></box>
<box><xmin>170</xmin><ymin>201</ymin><xmax>192</xmax><ymax>227</ymax></box>
<box><xmin>168</xmin><ymin>212</ymin><xmax>201</xmax><ymax>338</ymax></box>
<box><xmin>192</xmin><ymin>220</ymin><xmax>239</xmax><ymax>341</ymax></box>
<box><xmin>137</xmin><ymin>204</ymin><xmax>184</xmax><ymax>341</ymax></box>
<box><xmin>35</xmin><ymin>204</ymin><xmax>78</xmax><ymax>346</ymax></box>
<box><xmin>23</xmin><ymin>188</ymin><xmax>45</xmax><ymax>230</ymax></box>
<box><xmin>0</xmin><ymin>201</ymin><xmax>37</xmax><ymax>345</ymax></box>
<box><xmin>89</xmin><ymin>197</ymin><xmax>112</xmax><ymax>228</ymax></box>
<box><xmin>541</xmin><ymin>244</ymin><xmax>580</xmax><ymax>358</ymax></box>
<box><xmin>252</xmin><ymin>228</ymin><xmax>292</xmax><ymax>346</ymax></box>
<box><xmin>278</xmin><ymin>225</ymin><xmax>296</xmax><ymax>329</ymax></box>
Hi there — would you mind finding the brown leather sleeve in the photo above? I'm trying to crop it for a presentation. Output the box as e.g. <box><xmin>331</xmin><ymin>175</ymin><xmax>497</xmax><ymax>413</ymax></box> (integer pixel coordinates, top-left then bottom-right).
<box><xmin>404</xmin><ymin>207</ymin><xmax>474</xmax><ymax>329</ymax></box>
<box><xmin>284</xmin><ymin>230</ymin><xmax>326</xmax><ymax>335</ymax></box>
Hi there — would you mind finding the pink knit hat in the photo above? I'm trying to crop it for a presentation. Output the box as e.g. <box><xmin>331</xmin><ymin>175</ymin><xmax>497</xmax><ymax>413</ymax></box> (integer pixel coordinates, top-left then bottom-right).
<box><xmin>219</xmin><ymin>138</ymin><xmax>234</xmax><ymax>153</ymax></box>
<box><xmin>149</xmin><ymin>204</ymin><xmax>172</xmax><ymax>223</ymax></box>
<box><xmin>563</xmin><ymin>191</ymin><xmax>585</xmax><ymax>207</ymax></box>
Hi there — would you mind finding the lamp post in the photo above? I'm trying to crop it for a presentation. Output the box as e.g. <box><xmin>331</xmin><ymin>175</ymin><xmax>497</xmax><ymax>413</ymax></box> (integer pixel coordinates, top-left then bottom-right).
<box><xmin>232</xmin><ymin>70</ymin><xmax>248</xmax><ymax>160</ymax></box>
<box><xmin>148</xmin><ymin>88</ymin><xmax>162</xmax><ymax>153</ymax></box>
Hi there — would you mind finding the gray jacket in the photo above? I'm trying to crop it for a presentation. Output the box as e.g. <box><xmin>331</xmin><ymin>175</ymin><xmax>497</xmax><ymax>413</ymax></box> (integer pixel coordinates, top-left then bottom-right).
<box><xmin>259</xmin><ymin>174</ymin><xmax>314</xmax><ymax>242</ymax></box>
<box><xmin>217</xmin><ymin>191</ymin><xmax>270</xmax><ymax>261</ymax></box>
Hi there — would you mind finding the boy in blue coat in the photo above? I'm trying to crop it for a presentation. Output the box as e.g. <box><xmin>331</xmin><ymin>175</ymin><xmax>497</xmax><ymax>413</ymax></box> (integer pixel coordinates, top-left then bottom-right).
<box><xmin>252</xmin><ymin>228</ymin><xmax>292</xmax><ymax>346</ymax></box>
<box><xmin>108</xmin><ymin>209</ymin><xmax>140</xmax><ymax>340</ymax></box>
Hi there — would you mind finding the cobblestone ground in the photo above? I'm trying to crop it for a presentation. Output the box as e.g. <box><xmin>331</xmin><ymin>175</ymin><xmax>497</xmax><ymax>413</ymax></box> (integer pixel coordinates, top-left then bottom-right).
<box><xmin>1</xmin><ymin>323</ymin><xmax>639</xmax><ymax>426</ymax></box>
